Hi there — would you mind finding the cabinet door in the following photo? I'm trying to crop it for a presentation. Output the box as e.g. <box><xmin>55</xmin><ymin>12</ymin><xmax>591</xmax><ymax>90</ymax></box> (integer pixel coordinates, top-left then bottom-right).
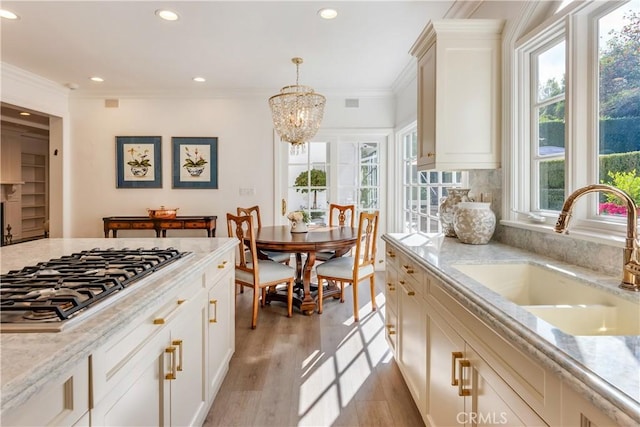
<box><xmin>384</xmin><ymin>261</ymin><xmax>398</xmax><ymax>353</ymax></box>
<box><xmin>466</xmin><ymin>346</ymin><xmax>547</xmax><ymax>427</ymax></box>
<box><xmin>169</xmin><ymin>295</ymin><xmax>208</xmax><ymax>427</ymax></box>
<box><xmin>397</xmin><ymin>280</ymin><xmax>427</xmax><ymax>416</ymax></box>
<box><xmin>417</xmin><ymin>43</ymin><xmax>436</xmax><ymax>169</ymax></box>
<box><xmin>92</xmin><ymin>328</ymin><xmax>171</xmax><ymax>427</ymax></box>
<box><xmin>427</xmin><ymin>311</ymin><xmax>465</xmax><ymax>427</ymax></box>
<box><xmin>207</xmin><ymin>271</ymin><xmax>235</xmax><ymax>400</ymax></box>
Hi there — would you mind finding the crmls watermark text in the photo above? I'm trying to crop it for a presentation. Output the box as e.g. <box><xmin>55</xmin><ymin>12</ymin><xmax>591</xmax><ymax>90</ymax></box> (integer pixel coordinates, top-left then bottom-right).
<box><xmin>456</xmin><ymin>412</ymin><xmax>509</xmax><ymax>425</ymax></box>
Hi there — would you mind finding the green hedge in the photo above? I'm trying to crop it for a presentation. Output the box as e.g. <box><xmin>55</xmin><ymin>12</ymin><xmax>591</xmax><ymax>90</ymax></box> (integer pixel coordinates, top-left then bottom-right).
<box><xmin>539</xmin><ymin>151</ymin><xmax>640</xmax><ymax>210</ymax></box>
<box><xmin>540</xmin><ymin>117</ymin><xmax>640</xmax><ymax>153</ymax></box>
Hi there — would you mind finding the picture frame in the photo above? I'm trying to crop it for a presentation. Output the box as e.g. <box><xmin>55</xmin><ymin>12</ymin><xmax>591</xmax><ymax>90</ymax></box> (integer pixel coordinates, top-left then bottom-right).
<box><xmin>116</xmin><ymin>136</ymin><xmax>162</xmax><ymax>188</ymax></box>
<box><xmin>172</xmin><ymin>137</ymin><xmax>218</xmax><ymax>189</ymax></box>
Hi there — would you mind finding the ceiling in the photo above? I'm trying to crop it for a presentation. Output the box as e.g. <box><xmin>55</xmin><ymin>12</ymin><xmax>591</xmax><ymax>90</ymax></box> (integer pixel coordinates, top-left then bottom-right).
<box><xmin>0</xmin><ymin>1</ymin><xmax>456</xmax><ymax>98</ymax></box>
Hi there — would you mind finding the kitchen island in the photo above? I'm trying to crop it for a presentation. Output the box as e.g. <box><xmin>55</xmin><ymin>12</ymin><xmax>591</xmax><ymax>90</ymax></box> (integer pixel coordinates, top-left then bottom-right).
<box><xmin>383</xmin><ymin>233</ymin><xmax>639</xmax><ymax>426</ymax></box>
<box><xmin>0</xmin><ymin>238</ymin><xmax>237</xmax><ymax>426</ymax></box>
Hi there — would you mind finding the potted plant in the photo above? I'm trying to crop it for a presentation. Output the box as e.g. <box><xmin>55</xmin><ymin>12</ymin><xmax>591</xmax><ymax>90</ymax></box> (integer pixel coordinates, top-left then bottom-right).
<box><xmin>126</xmin><ymin>147</ymin><xmax>151</xmax><ymax>177</ymax></box>
<box><xmin>287</xmin><ymin>210</ymin><xmax>310</xmax><ymax>233</ymax></box>
<box><xmin>183</xmin><ymin>146</ymin><xmax>208</xmax><ymax>177</ymax></box>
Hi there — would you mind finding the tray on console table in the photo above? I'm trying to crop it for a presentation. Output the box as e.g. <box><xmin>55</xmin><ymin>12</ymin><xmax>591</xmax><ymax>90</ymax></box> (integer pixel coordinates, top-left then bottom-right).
<box><xmin>103</xmin><ymin>216</ymin><xmax>217</xmax><ymax>238</ymax></box>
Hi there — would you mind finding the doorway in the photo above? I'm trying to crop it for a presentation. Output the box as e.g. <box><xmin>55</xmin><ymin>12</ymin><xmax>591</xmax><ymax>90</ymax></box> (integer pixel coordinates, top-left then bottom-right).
<box><xmin>0</xmin><ymin>103</ymin><xmax>50</xmax><ymax>243</ymax></box>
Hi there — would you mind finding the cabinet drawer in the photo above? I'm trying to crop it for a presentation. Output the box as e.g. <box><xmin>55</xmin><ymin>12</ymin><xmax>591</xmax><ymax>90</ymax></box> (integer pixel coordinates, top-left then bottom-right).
<box><xmin>131</xmin><ymin>222</ymin><xmax>154</xmax><ymax>229</ymax></box>
<box><xmin>385</xmin><ymin>248</ymin><xmax>399</xmax><ymax>270</ymax></box>
<box><xmin>184</xmin><ymin>221</ymin><xmax>206</xmax><ymax>229</ymax></box>
<box><xmin>159</xmin><ymin>221</ymin><xmax>183</xmax><ymax>229</ymax></box>
<box><xmin>109</xmin><ymin>222</ymin><xmax>133</xmax><ymax>229</ymax></box>
<box><xmin>2</xmin><ymin>358</ymin><xmax>89</xmax><ymax>427</ymax></box>
<box><xmin>397</xmin><ymin>252</ymin><xmax>425</xmax><ymax>296</ymax></box>
<box><xmin>204</xmin><ymin>249</ymin><xmax>234</xmax><ymax>289</ymax></box>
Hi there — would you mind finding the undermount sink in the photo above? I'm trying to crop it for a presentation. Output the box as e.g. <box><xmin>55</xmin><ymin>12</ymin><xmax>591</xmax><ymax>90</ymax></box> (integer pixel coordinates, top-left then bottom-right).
<box><xmin>452</xmin><ymin>263</ymin><xmax>640</xmax><ymax>336</ymax></box>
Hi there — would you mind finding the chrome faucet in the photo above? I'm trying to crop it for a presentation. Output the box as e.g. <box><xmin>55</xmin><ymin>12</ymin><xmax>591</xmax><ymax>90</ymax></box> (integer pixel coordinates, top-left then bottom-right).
<box><xmin>554</xmin><ymin>184</ymin><xmax>640</xmax><ymax>292</ymax></box>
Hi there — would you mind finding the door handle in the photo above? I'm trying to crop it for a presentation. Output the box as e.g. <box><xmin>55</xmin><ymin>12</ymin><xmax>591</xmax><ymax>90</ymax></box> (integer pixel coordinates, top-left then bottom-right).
<box><xmin>282</xmin><ymin>199</ymin><xmax>287</xmax><ymax>216</ymax></box>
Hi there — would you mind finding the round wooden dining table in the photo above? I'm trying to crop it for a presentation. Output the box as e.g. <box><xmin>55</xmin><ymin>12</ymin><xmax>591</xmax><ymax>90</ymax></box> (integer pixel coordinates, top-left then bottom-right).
<box><xmin>253</xmin><ymin>225</ymin><xmax>358</xmax><ymax>314</ymax></box>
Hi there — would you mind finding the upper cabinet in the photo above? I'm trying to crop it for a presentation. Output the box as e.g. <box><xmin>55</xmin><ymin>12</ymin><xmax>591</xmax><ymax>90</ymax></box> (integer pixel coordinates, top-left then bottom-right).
<box><xmin>410</xmin><ymin>20</ymin><xmax>504</xmax><ymax>171</ymax></box>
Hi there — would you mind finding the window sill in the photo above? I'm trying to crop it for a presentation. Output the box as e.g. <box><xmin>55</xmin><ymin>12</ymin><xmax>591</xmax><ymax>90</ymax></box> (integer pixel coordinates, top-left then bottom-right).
<box><xmin>500</xmin><ymin>219</ymin><xmax>625</xmax><ymax>249</ymax></box>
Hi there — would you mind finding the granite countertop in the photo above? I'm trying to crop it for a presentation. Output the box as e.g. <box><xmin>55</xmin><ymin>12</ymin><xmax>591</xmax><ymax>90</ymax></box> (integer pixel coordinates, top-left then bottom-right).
<box><xmin>382</xmin><ymin>233</ymin><xmax>640</xmax><ymax>426</ymax></box>
<box><xmin>0</xmin><ymin>237</ymin><xmax>237</xmax><ymax>414</ymax></box>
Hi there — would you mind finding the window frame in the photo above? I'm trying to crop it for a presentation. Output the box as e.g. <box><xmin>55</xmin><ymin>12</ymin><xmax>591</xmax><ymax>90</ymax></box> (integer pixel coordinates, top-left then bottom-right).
<box><xmin>397</xmin><ymin>122</ymin><xmax>467</xmax><ymax>234</ymax></box>
<box><xmin>508</xmin><ymin>0</ymin><xmax>634</xmax><ymax>243</ymax></box>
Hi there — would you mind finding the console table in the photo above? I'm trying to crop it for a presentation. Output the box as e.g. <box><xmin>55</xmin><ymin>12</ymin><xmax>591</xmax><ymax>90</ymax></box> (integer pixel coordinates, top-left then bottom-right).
<box><xmin>103</xmin><ymin>216</ymin><xmax>217</xmax><ymax>238</ymax></box>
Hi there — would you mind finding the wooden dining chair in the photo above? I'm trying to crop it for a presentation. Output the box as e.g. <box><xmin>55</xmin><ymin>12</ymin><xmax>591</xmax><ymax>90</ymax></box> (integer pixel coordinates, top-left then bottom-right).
<box><xmin>316</xmin><ymin>203</ymin><xmax>356</xmax><ymax>262</ymax></box>
<box><xmin>237</xmin><ymin>205</ymin><xmax>292</xmax><ymax>265</ymax></box>
<box><xmin>227</xmin><ymin>213</ymin><xmax>295</xmax><ymax>329</ymax></box>
<box><xmin>315</xmin><ymin>210</ymin><xmax>379</xmax><ymax>321</ymax></box>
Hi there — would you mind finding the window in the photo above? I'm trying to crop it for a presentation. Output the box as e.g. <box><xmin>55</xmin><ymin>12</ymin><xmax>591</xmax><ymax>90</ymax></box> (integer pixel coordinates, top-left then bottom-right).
<box><xmin>515</xmin><ymin>0</ymin><xmax>639</xmax><ymax>236</ymax></box>
<box><xmin>533</xmin><ymin>39</ymin><xmax>566</xmax><ymax>212</ymax></box>
<box><xmin>399</xmin><ymin>124</ymin><xmax>464</xmax><ymax>233</ymax></box>
<box><xmin>281</xmin><ymin>132</ymin><xmax>386</xmax><ymax>226</ymax></box>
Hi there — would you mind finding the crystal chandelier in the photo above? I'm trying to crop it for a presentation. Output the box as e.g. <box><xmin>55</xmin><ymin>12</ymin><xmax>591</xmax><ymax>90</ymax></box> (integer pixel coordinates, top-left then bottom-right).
<box><xmin>269</xmin><ymin>57</ymin><xmax>326</xmax><ymax>155</ymax></box>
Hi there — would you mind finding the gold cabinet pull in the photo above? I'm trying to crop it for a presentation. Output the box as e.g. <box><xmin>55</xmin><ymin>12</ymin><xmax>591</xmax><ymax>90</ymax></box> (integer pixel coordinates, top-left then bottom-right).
<box><xmin>209</xmin><ymin>299</ymin><xmax>218</xmax><ymax>323</ymax></box>
<box><xmin>153</xmin><ymin>318</ymin><xmax>165</xmax><ymax>325</ymax></box>
<box><xmin>386</xmin><ymin>324</ymin><xmax>396</xmax><ymax>335</ymax></box>
<box><xmin>398</xmin><ymin>280</ymin><xmax>405</xmax><ymax>285</ymax></box>
<box><xmin>386</xmin><ymin>283</ymin><xmax>396</xmax><ymax>291</ymax></box>
<box><xmin>451</xmin><ymin>351</ymin><xmax>463</xmax><ymax>386</ymax></box>
<box><xmin>407</xmin><ymin>290</ymin><xmax>415</xmax><ymax>296</ymax></box>
<box><xmin>427</xmin><ymin>152</ymin><xmax>435</xmax><ymax>158</ymax></box>
<box><xmin>402</xmin><ymin>264</ymin><xmax>414</xmax><ymax>274</ymax></box>
<box><xmin>458</xmin><ymin>359</ymin><xmax>471</xmax><ymax>396</ymax></box>
<box><xmin>386</xmin><ymin>250</ymin><xmax>396</xmax><ymax>258</ymax></box>
<box><xmin>177</xmin><ymin>299</ymin><xmax>186</xmax><ymax>305</ymax></box>
<box><xmin>165</xmin><ymin>346</ymin><xmax>177</xmax><ymax>380</ymax></box>
<box><xmin>281</xmin><ymin>199</ymin><xmax>287</xmax><ymax>216</ymax></box>
<box><xmin>217</xmin><ymin>260</ymin><xmax>228</xmax><ymax>269</ymax></box>
<box><xmin>172</xmin><ymin>340</ymin><xmax>183</xmax><ymax>372</ymax></box>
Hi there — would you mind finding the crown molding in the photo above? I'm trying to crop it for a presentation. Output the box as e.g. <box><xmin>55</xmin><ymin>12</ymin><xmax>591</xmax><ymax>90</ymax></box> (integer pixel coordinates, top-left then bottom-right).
<box><xmin>1</xmin><ymin>62</ymin><xmax>69</xmax><ymax>98</ymax></box>
<box><xmin>444</xmin><ymin>0</ymin><xmax>484</xmax><ymax>19</ymax></box>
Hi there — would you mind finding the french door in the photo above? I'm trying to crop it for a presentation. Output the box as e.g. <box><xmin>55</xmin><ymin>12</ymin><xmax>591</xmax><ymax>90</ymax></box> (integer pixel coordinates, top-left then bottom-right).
<box><xmin>274</xmin><ymin>129</ymin><xmax>389</xmax><ymax>264</ymax></box>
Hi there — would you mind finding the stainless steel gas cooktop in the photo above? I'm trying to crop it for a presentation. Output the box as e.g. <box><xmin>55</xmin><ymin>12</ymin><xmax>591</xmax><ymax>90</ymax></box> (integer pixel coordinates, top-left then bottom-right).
<box><xmin>0</xmin><ymin>247</ymin><xmax>190</xmax><ymax>332</ymax></box>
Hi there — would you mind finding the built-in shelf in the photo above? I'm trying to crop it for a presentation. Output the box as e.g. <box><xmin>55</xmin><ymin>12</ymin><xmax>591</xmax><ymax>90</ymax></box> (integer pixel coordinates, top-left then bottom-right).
<box><xmin>21</xmin><ymin>152</ymin><xmax>48</xmax><ymax>240</ymax></box>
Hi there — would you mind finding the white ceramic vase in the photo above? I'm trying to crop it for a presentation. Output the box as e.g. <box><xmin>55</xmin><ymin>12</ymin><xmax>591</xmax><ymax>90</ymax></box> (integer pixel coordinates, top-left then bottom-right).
<box><xmin>438</xmin><ymin>188</ymin><xmax>472</xmax><ymax>237</ymax></box>
<box><xmin>453</xmin><ymin>202</ymin><xmax>496</xmax><ymax>245</ymax></box>
<box><xmin>290</xmin><ymin>220</ymin><xmax>308</xmax><ymax>233</ymax></box>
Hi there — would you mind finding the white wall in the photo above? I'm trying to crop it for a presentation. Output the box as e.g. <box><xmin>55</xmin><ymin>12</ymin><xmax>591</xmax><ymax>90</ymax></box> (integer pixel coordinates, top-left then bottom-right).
<box><xmin>1</xmin><ymin>62</ymin><xmax>70</xmax><ymax>238</ymax></box>
<box><xmin>68</xmin><ymin>93</ymin><xmax>395</xmax><ymax>237</ymax></box>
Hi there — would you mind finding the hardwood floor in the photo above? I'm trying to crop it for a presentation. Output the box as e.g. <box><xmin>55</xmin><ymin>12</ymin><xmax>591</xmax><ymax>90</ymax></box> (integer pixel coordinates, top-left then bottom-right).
<box><xmin>203</xmin><ymin>272</ymin><xmax>425</xmax><ymax>427</ymax></box>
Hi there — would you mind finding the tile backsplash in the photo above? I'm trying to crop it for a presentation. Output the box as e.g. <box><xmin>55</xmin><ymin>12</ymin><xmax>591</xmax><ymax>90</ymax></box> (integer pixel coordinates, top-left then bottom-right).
<box><xmin>469</xmin><ymin>169</ymin><xmax>620</xmax><ymax>276</ymax></box>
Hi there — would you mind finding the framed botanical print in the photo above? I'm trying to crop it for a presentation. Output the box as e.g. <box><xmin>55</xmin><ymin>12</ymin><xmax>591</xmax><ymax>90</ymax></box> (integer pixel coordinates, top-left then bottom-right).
<box><xmin>116</xmin><ymin>136</ymin><xmax>162</xmax><ymax>188</ymax></box>
<box><xmin>172</xmin><ymin>137</ymin><xmax>218</xmax><ymax>189</ymax></box>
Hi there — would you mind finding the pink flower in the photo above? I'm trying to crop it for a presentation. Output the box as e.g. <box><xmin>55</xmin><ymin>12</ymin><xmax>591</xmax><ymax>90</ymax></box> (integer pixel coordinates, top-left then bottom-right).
<box><xmin>599</xmin><ymin>202</ymin><xmax>628</xmax><ymax>216</ymax></box>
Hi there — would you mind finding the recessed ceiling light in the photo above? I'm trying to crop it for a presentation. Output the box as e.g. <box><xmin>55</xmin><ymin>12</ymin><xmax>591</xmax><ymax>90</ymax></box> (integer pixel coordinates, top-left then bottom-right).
<box><xmin>318</xmin><ymin>8</ymin><xmax>338</xmax><ymax>20</ymax></box>
<box><xmin>193</xmin><ymin>77</ymin><xmax>206</xmax><ymax>83</ymax></box>
<box><xmin>90</xmin><ymin>76</ymin><xmax>104</xmax><ymax>82</ymax></box>
<box><xmin>0</xmin><ymin>9</ymin><xmax>19</xmax><ymax>20</ymax></box>
<box><xmin>156</xmin><ymin>9</ymin><xmax>179</xmax><ymax>21</ymax></box>
<box><xmin>19</xmin><ymin>112</ymin><xmax>31</xmax><ymax>116</ymax></box>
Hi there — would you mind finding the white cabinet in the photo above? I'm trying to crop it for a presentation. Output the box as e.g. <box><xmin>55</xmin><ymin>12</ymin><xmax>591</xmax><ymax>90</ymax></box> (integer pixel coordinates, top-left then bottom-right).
<box><xmin>410</xmin><ymin>20</ymin><xmax>504</xmax><ymax>171</ymax></box>
<box><xmin>388</xmin><ymin>251</ymin><xmax>427</xmax><ymax>418</ymax></box>
<box><xmin>384</xmin><ymin>248</ymin><xmax>399</xmax><ymax>353</ymax></box>
<box><xmin>428</xmin><ymin>307</ymin><xmax>546</xmax><ymax>426</ymax></box>
<box><xmin>205</xmin><ymin>250</ymin><xmax>235</xmax><ymax>401</ymax></box>
<box><xmin>1</xmin><ymin>358</ymin><xmax>90</xmax><ymax>426</ymax></box>
<box><xmin>92</xmin><ymin>274</ymin><xmax>207</xmax><ymax>426</ymax></box>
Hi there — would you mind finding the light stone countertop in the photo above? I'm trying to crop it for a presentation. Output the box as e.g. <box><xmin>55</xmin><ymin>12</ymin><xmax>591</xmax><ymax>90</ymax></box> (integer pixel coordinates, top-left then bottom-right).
<box><xmin>0</xmin><ymin>237</ymin><xmax>237</xmax><ymax>414</ymax></box>
<box><xmin>383</xmin><ymin>233</ymin><xmax>640</xmax><ymax>426</ymax></box>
